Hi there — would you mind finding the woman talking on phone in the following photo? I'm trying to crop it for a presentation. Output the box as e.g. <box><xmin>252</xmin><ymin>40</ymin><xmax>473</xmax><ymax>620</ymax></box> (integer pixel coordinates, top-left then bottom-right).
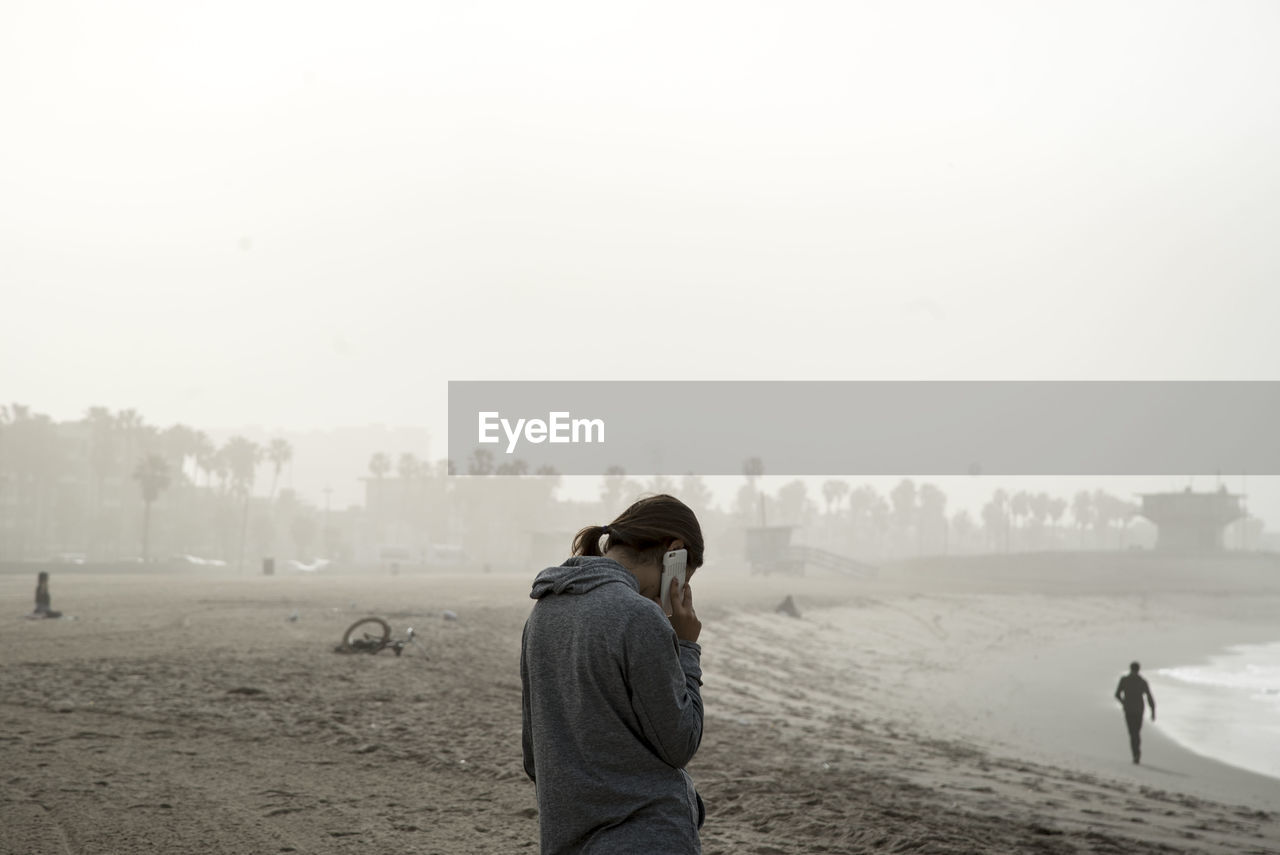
<box><xmin>521</xmin><ymin>493</ymin><xmax>706</xmax><ymax>854</ymax></box>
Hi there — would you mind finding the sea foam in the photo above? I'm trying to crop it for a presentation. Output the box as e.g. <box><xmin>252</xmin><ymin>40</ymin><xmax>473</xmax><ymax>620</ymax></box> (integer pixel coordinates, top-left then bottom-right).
<box><xmin>1154</xmin><ymin>641</ymin><xmax>1280</xmax><ymax>780</ymax></box>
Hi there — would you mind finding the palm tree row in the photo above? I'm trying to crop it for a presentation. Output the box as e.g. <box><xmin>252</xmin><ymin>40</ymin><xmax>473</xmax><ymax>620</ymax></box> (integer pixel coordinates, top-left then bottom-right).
<box><xmin>0</xmin><ymin>403</ymin><xmax>294</xmax><ymax>564</ymax></box>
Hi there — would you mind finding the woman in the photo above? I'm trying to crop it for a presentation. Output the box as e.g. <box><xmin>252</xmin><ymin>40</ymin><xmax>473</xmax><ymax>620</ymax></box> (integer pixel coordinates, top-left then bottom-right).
<box><xmin>34</xmin><ymin>571</ymin><xmax>63</xmax><ymax>619</ymax></box>
<box><xmin>521</xmin><ymin>493</ymin><xmax>707</xmax><ymax>854</ymax></box>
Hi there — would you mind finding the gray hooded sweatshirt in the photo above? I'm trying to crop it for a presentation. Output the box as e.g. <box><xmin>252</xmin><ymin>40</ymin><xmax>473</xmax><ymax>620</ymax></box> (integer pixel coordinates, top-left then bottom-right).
<box><xmin>521</xmin><ymin>556</ymin><xmax>705</xmax><ymax>854</ymax></box>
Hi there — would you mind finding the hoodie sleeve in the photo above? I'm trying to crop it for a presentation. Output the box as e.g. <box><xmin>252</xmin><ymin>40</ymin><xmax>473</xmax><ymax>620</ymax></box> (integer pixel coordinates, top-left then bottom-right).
<box><xmin>622</xmin><ymin>605</ymin><xmax>704</xmax><ymax>769</ymax></box>
<box><xmin>520</xmin><ymin>621</ymin><xmax>536</xmax><ymax>782</ymax></box>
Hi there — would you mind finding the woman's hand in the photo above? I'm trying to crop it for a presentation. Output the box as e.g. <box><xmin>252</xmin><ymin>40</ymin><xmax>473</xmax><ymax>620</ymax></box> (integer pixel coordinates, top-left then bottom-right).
<box><xmin>668</xmin><ymin>578</ymin><xmax>701</xmax><ymax>643</ymax></box>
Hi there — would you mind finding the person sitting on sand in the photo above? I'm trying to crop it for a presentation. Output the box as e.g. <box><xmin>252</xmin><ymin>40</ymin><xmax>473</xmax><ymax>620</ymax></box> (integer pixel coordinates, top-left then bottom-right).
<box><xmin>33</xmin><ymin>571</ymin><xmax>63</xmax><ymax>619</ymax></box>
<box><xmin>521</xmin><ymin>494</ymin><xmax>707</xmax><ymax>854</ymax></box>
<box><xmin>1115</xmin><ymin>661</ymin><xmax>1155</xmax><ymax>764</ymax></box>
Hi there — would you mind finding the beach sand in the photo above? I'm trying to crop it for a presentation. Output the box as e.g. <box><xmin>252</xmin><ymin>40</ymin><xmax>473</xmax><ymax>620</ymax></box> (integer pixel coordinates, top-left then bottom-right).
<box><xmin>2</xmin><ymin>554</ymin><xmax>1278</xmax><ymax>854</ymax></box>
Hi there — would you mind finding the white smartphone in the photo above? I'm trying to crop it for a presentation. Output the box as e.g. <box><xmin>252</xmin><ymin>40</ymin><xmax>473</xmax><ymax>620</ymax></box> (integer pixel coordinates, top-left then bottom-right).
<box><xmin>659</xmin><ymin>548</ymin><xmax>688</xmax><ymax>616</ymax></box>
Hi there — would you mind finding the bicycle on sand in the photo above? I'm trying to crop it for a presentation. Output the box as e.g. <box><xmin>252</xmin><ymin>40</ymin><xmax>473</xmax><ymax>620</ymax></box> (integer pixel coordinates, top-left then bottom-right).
<box><xmin>335</xmin><ymin>616</ymin><xmax>422</xmax><ymax>657</ymax></box>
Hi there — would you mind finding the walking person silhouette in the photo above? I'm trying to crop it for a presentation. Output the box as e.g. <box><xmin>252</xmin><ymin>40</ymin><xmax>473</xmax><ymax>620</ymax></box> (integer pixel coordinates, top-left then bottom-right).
<box><xmin>1115</xmin><ymin>661</ymin><xmax>1156</xmax><ymax>764</ymax></box>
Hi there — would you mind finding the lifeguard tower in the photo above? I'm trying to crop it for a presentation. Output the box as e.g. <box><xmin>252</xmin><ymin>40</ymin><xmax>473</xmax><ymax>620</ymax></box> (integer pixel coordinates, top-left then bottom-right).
<box><xmin>1137</xmin><ymin>487</ymin><xmax>1245</xmax><ymax>552</ymax></box>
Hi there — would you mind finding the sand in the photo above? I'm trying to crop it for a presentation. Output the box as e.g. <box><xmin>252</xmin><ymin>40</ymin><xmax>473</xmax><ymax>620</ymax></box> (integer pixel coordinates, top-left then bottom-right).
<box><xmin>2</xmin><ymin>554</ymin><xmax>1279</xmax><ymax>854</ymax></box>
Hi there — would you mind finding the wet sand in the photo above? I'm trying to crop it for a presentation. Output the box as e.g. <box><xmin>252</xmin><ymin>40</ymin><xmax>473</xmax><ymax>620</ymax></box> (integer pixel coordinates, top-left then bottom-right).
<box><xmin>2</xmin><ymin>555</ymin><xmax>1278</xmax><ymax>854</ymax></box>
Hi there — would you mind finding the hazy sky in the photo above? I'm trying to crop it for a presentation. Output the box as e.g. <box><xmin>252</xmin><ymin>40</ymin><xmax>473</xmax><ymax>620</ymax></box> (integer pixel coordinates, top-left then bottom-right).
<box><xmin>4</xmin><ymin>1</ymin><xmax>1279</xmax><ymax>515</ymax></box>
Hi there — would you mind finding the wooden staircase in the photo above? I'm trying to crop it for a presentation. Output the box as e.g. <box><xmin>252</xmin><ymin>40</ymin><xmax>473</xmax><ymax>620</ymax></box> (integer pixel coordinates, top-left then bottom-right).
<box><xmin>789</xmin><ymin>545</ymin><xmax>877</xmax><ymax>579</ymax></box>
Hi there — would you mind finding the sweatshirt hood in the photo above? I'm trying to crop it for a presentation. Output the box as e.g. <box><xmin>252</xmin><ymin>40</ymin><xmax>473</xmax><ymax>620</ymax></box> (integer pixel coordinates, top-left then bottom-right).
<box><xmin>530</xmin><ymin>556</ymin><xmax>639</xmax><ymax>599</ymax></box>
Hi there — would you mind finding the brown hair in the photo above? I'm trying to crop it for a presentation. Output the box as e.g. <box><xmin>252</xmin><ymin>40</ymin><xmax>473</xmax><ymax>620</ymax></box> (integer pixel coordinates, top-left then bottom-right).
<box><xmin>572</xmin><ymin>493</ymin><xmax>705</xmax><ymax>570</ymax></box>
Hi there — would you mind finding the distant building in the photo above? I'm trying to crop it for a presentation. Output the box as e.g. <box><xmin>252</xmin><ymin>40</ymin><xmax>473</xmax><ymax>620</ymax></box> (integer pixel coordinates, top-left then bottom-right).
<box><xmin>1137</xmin><ymin>487</ymin><xmax>1246</xmax><ymax>552</ymax></box>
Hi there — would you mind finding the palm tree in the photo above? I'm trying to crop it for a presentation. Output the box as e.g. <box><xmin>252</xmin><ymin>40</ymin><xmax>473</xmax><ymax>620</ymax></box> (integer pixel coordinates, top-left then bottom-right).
<box><xmin>267</xmin><ymin>438</ymin><xmax>293</xmax><ymax>502</ymax></box>
<box><xmin>1010</xmin><ymin>491</ymin><xmax>1030</xmax><ymax>551</ymax></box>
<box><xmin>222</xmin><ymin>437</ymin><xmax>261</xmax><ymax>494</ymax></box>
<box><xmin>465</xmin><ymin>449</ymin><xmax>492</xmax><ymax>476</ymax></box>
<box><xmin>1028</xmin><ymin>492</ymin><xmax>1051</xmax><ymax>550</ymax></box>
<box><xmin>1071</xmin><ymin>491</ymin><xmax>1093</xmax><ymax>549</ymax></box>
<box><xmin>890</xmin><ymin>479</ymin><xmax>917</xmax><ymax>556</ymax></box>
<box><xmin>1047</xmin><ymin>496</ymin><xmax>1068</xmax><ymax>544</ymax></box>
<box><xmin>133</xmin><ymin>454</ymin><xmax>171</xmax><ymax>562</ymax></box>
<box><xmin>114</xmin><ymin>410</ymin><xmax>152</xmax><ymax>558</ymax></box>
<box><xmin>918</xmin><ymin>483</ymin><xmax>948</xmax><ymax>555</ymax></box>
<box><xmin>397</xmin><ymin>452</ymin><xmax>420</xmax><ymax>481</ymax></box>
<box><xmin>364</xmin><ymin>452</ymin><xmax>392</xmax><ymax>547</ymax></box>
<box><xmin>157</xmin><ymin>424</ymin><xmax>204</xmax><ymax>556</ymax></box>
<box><xmin>193</xmin><ymin>432</ymin><xmax>216</xmax><ymax>488</ymax></box>
<box><xmin>221</xmin><ymin>437</ymin><xmax>262</xmax><ymax>571</ymax></box>
<box><xmin>869</xmin><ymin>495</ymin><xmax>891</xmax><ymax>557</ymax></box>
<box><xmin>981</xmin><ymin>497</ymin><xmax>1003</xmax><ymax>552</ymax></box>
<box><xmin>1116</xmin><ymin>498</ymin><xmax>1139</xmax><ymax>548</ymax></box>
<box><xmin>1091</xmin><ymin>490</ymin><xmax>1136</xmax><ymax>549</ymax></box>
<box><xmin>495</xmin><ymin>458</ymin><xmax>530</xmax><ymax>476</ymax></box>
<box><xmin>847</xmin><ymin>485</ymin><xmax>877</xmax><ymax>552</ymax></box>
<box><xmin>680</xmin><ymin>473</ymin><xmax>714</xmax><ymax>515</ymax></box>
<box><xmin>984</xmin><ymin>489</ymin><xmax>1010</xmax><ymax>552</ymax></box>
<box><xmin>777</xmin><ymin>480</ymin><xmax>811</xmax><ymax>527</ymax></box>
<box><xmin>644</xmin><ymin>474</ymin><xmax>675</xmax><ymax>495</ymax></box>
<box><xmin>951</xmin><ymin>509</ymin><xmax>975</xmax><ymax>553</ymax></box>
<box><xmin>261</xmin><ymin>438</ymin><xmax>294</xmax><ymax>559</ymax></box>
<box><xmin>210</xmin><ymin>446</ymin><xmax>231</xmax><ymax>494</ymax></box>
<box><xmin>115</xmin><ymin>409</ymin><xmax>146</xmax><ymax>477</ymax></box>
<box><xmin>160</xmin><ymin>424</ymin><xmax>199</xmax><ymax>486</ymax></box>
<box><xmin>396</xmin><ymin>452</ymin><xmax>422</xmax><ymax>547</ymax></box>
<box><xmin>822</xmin><ymin>480</ymin><xmax>850</xmax><ymax>517</ymax></box>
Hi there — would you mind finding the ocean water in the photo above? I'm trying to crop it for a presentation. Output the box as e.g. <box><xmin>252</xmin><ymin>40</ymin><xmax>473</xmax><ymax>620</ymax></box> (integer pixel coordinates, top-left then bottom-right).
<box><xmin>1153</xmin><ymin>640</ymin><xmax>1280</xmax><ymax>780</ymax></box>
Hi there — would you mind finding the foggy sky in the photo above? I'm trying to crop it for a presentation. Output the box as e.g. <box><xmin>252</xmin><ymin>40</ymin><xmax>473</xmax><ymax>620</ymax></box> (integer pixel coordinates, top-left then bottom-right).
<box><xmin>4</xmin><ymin>1</ymin><xmax>1279</xmax><ymax>516</ymax></box>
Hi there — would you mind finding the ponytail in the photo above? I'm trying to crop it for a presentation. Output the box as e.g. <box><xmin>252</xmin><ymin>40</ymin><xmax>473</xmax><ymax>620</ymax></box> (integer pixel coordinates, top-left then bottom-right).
<box><xmin>571</xmin><ymin>494</ymin><xmax>705</xmax><ymax>569</ymax></box>
<box><xmin>571</xmin><ymin>524</ymin><xmax>610</xmax><ymax>557</ymax></box>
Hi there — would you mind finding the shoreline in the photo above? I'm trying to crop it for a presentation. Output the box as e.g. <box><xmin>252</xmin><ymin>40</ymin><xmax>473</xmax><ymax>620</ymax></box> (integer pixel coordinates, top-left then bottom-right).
<box><xmin>1150</xmin><ymin>639</ymin><xmax>1280</xmax><ymax>785</ymax></box>
<box><xmin>907</xmin><ymin>596</ymin><xmax>1280</xmax><ymax>809</ymax></box>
